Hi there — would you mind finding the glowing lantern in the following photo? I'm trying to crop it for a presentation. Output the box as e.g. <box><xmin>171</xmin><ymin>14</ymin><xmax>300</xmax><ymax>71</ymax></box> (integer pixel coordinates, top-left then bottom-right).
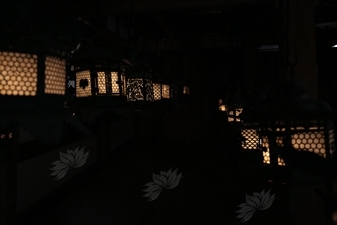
<box><xmin>0</xmin><ymin>36</ymin><xmax>69</xmax><ymax>109</ymax></box>
<box><xmin>260</xmin><ymin>79</ymin><xmax>335</xmax><ymax>167</ymax></box>
<box><xmin>72</xmin><ymin>56</ymin><xmax>131</xmax><ymax>107</ymax></box>
<box><xmin>227</xmin><ymin>105</ymin><xmax>243</xmax><ymax>123</ymax></box>
<box><xmin>126</xmin><ymin>68</ymin><xmax>154</xmax><ymax>102</ymax></box>
<box><xmin>153</xmin><ymin>80</ymin><xmax>171</xmax><ymax>101</ymax></box>
<box><xmin>218</xmin><ymin>99</ymin><xmax>226</xmax><ymax>111</ymax></box>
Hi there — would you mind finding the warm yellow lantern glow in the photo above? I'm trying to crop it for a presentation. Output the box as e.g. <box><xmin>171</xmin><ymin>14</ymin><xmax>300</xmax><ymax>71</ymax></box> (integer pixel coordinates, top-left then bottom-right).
<box><xmin>241</xmin><ymin>129</ymin><xmax>259</xmax><ymax>150</ymax></box>
<box><xmin>45</xmin><ymin>56</ymin><xmax>66</xmax><ymax>95</ymax></box>
<box><xmin>227</xmin><ymin>108</ymin><xmax>243</xmax><ymax>122</ymax></box>
<box><xmin>122</xmin><ymin>74</ymin><xmax>127</xmax><ymax>96</ymax></box>
<box><xmin>183</xmin><ymin>85</ymin><xmax>189</xmax><ymax>94</ymax></box>
<box><xmin>0</xmin><ymin>51</ymin><xmax>38</xmax><ymax>96</ymax></box>
<box><xmin>261</xmin><ymin>126</ymin><xmax>335</xmax><ymax>166</ymax></box>
<box><xmin>261</xmin><ymin>136</ymin><xmax>286</xmax><ymax>166</ymax></box>
<box><xmin>76</xmin><ymin>70</ymin><xmax>91</xmax><ymax>97</ymax></box>
<box><xmin>153</xmin><ymin>83</ymin><xmax>170</xmax><ymax>100</ymax></box>
<box><xmin>291</xmin><ymin>128</ymin><xmax>332</xmax><ymax>158</ymax></box>
<box><xmin>0</xmin><ymin>132</ymin><xmax>12</xmax><ymax>139</ymax></box>
<box><xmin>97</xmin><ymin>71</ymin><xmax>125</xmax><ymax>95</ymax></box>
<box><xmin>162</xmin><ymin>84</ymin><xmax>170</xmax><ymax>99</ymax></box>
<box><xmin>153</xmin><ymin>83</ymin><xmax>161</xmax><ymax>100</ymax></box>
<box><xmin>110</xmin><ymin>71</ymin><xmax>120</xmax><ymax>95</ymax></box>
<box><xmin>97</xmin><ymin>72</ymin><xmax>107</xmax><ymax>94</ymax></box>
<box><xmin>219</xmin><ymin>105</ymin><xmax>226</xmax><ymax>111</ymax></box>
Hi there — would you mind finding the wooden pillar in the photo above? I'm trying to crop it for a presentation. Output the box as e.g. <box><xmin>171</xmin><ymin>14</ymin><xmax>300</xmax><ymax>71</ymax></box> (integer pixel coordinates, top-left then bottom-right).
<box><xmin>279</xmin><ymin>0</ymin><xmax>319</xmax><ymax>100</ymax></box>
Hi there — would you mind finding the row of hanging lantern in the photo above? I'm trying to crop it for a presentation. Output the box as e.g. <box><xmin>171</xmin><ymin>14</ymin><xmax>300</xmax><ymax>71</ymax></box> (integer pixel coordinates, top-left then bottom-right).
<box><xmin>218</xmin><ymin>81</ymin><xmax>336</xmax><ymax>170</ymax></box>
<box><xmin>0</xmin><ymin>37</ymin><xmax>190</xmax><ymax>111</ymax></box>
<box><xmin>67</xmin><ymin>43</ymin><xmax>190</xmax><ymax>108</ymax></box>
<box><xmin>71</xmin><ymin>57</ymin><xmax>189</xmax><ymax>108</ymax></box>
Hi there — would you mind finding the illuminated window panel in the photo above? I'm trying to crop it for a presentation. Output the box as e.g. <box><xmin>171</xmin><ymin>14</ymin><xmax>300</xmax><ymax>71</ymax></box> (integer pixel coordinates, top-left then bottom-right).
<box><xmin>145</xmin><ymin>79</ymin><xmax>154</xmax><ymax>101</ymax></box>
<box><xmin>227</xmin><ymin>108</ymin><xmax>243</xmax><ymax>122</ymax></box>
<box><xmin>45</xmin><ymin>56</ymin><xmax>66</xmax><ymax>95</ymax></box>
<box><xmin>241</xmin><ymin>129</ymin><xmax>259</xmax><ymax>150</ymax></box>
<box><xmin>183</xmin><ymin>85</ymin><xmax>189</xmax><ymax>94</ymax></box>
<box><xmin>127</xmin><ymin>78</ymin><xmax>145</xmax><ymax>101</ymax></box>
<box><xmin>121</xmin><ymin>74</ymin><xmax>127</xmax><ymax>96</ymax></box>
<box><xmin>97</xmin><ymin>72</ymin><xmax>107</xmax><ymax>94</ymax></box>
<box><xmin>76</xmin><ymin>70</ymin><xmax>91</xmax><ymax>97</ymax></box>
<box><xmin>162</xmin><ymin>84</ymin><xmax>170</xmax><ymax>99</ymax></box>
<box><xmin>126</xmin><ymin>78</ymin><xmax>154</xmax><ymax>102</ymax></box>
<box><xmin>111</xmin><ymin>72</ymin><xmax>120</xmax><ymax>95</ymax></box>
<box><xmin>262</xmin><ymin>136</ymin><xmax>271</xmax><ymax>164</ymax></box>
<box><xmin>0</xmin><ymin>131</ymin><xmax>12</xmax><ymax>139</ymax></box>
<box><xmin>291</xmin><ymin>131</ymin><xmax>327</xmax><ymax>158</ymax></box>
<box><xmin>261</xmin><ymin>136</ymin><xmax>285</xmax><ymax>166</ymax></box>
<box><xmin>0</xmin><ymin>51</ymin><xmax>38</xmax><ymax>96</ymax></box>
<box><xmin>153</xmin><ymin>83</ymin><xmax>161</xmax><ymax>100</ymax></box>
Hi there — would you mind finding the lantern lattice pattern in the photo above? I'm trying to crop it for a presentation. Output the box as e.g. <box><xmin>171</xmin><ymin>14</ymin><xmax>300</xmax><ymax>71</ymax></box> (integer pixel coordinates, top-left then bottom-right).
<box><xmin>126</xmin><ymin>78</ymin><xmax>154</xmax><ymax>102</ymax></box>
<box><xmin>0</xmin><ymin>52</ymin><xmax>38</xmax><ymax>96</ymax></box>
<box><xmin>97</xmin><ymin>71</ymin><xmax>120</xmax><ymax>95</ymax></box>
<box><xmin>153</xmin><ymin>83</ymin><xmax>161</xmax><ymax>100</ymax></box>
<box><xmin>76</xmin><ymin>70</ymin><xmax>91</xmax><ymax>97</ymax></box>
<box><xmin>122</xmin><ymin>74</ymin><xmax>127</xmax><ymax>96</ymax></box>
<box><xmin>45</xmin><ymin>56</ymin><xmax>66</xmax><ymax>95</ymax></box>
<box><xmin>153</xmin><ymin>83</ymin><xmax>170</xmax><ymax>99</ymax></box>
<box><xmin>261</xmin><ymin>124</ymin><xmax>335</xmax><ymax>166</ymax></box>
<box><xmin>261</xmin><ymin>135</ymin><xmax>286</xmax><ymax>166</ymax></box>
<box><xmin>241</xmin><ymin>128</ymin><xmax>260</xmax><ymax>150</ymax></box>
<box><xmin>228</xmin><ymin>108</ymin><xmax>243</xmax><ymax>122</ymax></box>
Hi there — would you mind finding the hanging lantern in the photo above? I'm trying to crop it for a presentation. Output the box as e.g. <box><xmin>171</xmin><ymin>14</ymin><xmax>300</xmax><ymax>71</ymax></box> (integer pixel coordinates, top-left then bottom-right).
<box><xmin>71</xmin><ymin>54</ymin><xmax>131</xmax><ymax>108</ymax></box>
<box><xmin>0</xmin><ymin>35</ymin><xmax>69</xmax><ymax>109</ymax></box>
<box><xmin>152</xmin><ymin>78</ymin><xmax>171</xmax><ymax>101</ymax></box>
<box><xmin>226</xmin><ymin>104</ymin><xmax>244</xmax><ymax>123</ymax></box>
<box><xmin>222</xmin><ymin>87</ymin><xmax>245</xmax><ymax>123</ymax></box>
<box><xmin>126</xmin><ymin>68</ymin><xmax>155</xmax><ymax>103</ymax></box>
<box><xmin>260</xmin><ymin>79</ymin><xmax>335</xmax><ymax>168</ymax></box>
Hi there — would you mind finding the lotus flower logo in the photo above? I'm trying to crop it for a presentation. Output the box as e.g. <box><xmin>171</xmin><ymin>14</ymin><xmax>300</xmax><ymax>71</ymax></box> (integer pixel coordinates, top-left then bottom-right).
<box><xmin>236</xmin><ymin>189</ymin><xmax>276</xmax><ymax>223</ymax></box>
<box><xmin>49</xmin><ymin>146</ymin><xmax>90</xmax><ymax>180</ymax></box>
<box><xmin>142</xmin><ymin>168</ymin><xmax>183</xmax><ymax>202</ymax></box>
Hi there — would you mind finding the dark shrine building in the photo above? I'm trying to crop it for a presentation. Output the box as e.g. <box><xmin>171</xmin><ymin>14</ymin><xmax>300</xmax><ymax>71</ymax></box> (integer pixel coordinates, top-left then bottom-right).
<box><xmin>1</xmin><ymin>0</ymin><xmax>337</xmax><ymax>224</ymax></box>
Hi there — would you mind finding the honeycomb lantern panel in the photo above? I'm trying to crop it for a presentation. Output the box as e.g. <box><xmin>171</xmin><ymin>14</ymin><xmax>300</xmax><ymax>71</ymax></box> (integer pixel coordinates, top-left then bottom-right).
<box><xmin>97</xmin><ymin>72</ymin><xmax>107</xmax><ymax>94</ymax></box>
<box><xmin>76</xmin><ymin>70</ymin><xmax>91</xmax><ymax>97</ymax></box>
<box><xmin>153</xmin><ymin>83</ymin><xmax>161</xmax><ymax>100</ymax></box>
<box><xmin>291</xmin><ymin>131</ymin><xmax>327</xmax><ymax>158</ymax></box>
<box><xmin>45</xmin><ymin>56</ymin><xmax>66</xmax><ymax>95</ymax></box>
<box><xmin>111</xmin><ymin>72</ymin><xmax>120</xmax><ymax>94</ymax></box>
<box><xmin>0</xmin><ymin>51</ymin><xmax>37</xmax><ymax>96</ymax></box>
<box><xmin>241</xmin><ymin>128</ymin><xmax>259</xmax><ymax>150</ymax></box>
